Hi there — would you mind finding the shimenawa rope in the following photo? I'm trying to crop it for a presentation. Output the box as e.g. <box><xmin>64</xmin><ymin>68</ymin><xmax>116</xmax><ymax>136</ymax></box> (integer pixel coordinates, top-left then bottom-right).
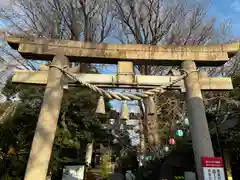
<box><xmin>49</xmin><ymin>65</ymin><xmax>188</xmax><ymax>101</ymax></box>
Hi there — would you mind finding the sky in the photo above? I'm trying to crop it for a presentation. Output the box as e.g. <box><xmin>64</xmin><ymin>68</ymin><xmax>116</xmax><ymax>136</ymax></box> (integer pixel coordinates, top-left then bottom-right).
<box><xmin>209</xmin><ymin>0</ymin><xmax>240</xmax><ymax>36</ymax></box>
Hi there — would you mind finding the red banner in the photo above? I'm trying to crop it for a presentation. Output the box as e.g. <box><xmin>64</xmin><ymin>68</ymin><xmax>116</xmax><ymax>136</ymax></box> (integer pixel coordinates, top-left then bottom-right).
<box><xmin>202</xmin><ymin>157</ymin><xmax>223</xmax><ymax>168</ymax></box>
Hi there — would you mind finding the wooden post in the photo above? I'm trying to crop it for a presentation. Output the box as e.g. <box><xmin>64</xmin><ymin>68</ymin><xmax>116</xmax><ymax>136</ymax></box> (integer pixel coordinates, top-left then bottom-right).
<box><xmin>24</xmin><ymin>54</ymin><xmax>69</xmax><ymax>180</ymax></box>
<box><xmin>85</xmin><ymin>141</ymin><xmax>94</xmax><ymax>167</ymax></box>
<box><xmin>138</xmin><ymin>117</ymin><xmax>146</xmax><ymax>166</ymax></box>
<box><xmin>143</xmin><ymin>99</ymin><xmax>159</xmax><ymax>149</ymax></box>
<box><xmin>181</xmin><ymin>61</ymin><xmax>214</xmax><ymax>180</ymax></box>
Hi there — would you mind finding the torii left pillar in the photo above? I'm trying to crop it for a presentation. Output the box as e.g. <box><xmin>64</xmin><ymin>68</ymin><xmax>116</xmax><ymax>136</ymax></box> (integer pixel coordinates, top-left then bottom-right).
<box><xmin>24</xmin><ymin>54</ymin><xmax>69</xmax><ymax>180</ymax></box>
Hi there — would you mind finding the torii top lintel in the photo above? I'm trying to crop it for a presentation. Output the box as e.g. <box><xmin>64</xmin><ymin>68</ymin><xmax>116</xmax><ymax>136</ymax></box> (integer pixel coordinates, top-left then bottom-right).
<box><xmin>6</xmin><ymin>36</ymin><xmax>240</xmax><ymax>66</ymax></box>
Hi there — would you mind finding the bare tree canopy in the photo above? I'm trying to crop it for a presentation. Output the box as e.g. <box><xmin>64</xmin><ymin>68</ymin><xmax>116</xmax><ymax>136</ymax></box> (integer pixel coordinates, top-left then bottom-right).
<box><xmin>0</xmin><ymin>0</ymin><xmax>116</xmax><ymax>71</ymax></box>
<box><xmin>112</xmin><ymin>0</ymin><xmax>232</xmax><ymax>74</ymax></box>
<box><xmin>113</xmin><ymin>0</ymin><xmax>221</xmax><ymax>45</ymax></box>
<box><xmin>1</xmin><ymin>0</ymin><xmax>232</xmax><ymax>43</ymax></box>
<box><xmin>1</xmin><ymin>0</ymin><xmax>115</xmax><ymax>42</ymax></box>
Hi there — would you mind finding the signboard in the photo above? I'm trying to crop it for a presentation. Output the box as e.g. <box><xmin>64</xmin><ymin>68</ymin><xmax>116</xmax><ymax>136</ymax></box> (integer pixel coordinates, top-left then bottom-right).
<box><xmin>202</xmin><ymin>157</ymin><xmax>225</xmax><ymax>180</ymax></box>
<box><xmin>62</xmin><ymin>165</ymin><xmax>85</xmax><ymax>180</ymax></box>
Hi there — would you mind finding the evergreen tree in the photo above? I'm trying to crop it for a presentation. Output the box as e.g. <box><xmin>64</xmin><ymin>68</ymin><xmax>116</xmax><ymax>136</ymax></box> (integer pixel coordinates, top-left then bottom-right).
<box><xmin>0</xmin><ymin>75</ymin><xmax>112</xmax><ymax>179</ymax></box>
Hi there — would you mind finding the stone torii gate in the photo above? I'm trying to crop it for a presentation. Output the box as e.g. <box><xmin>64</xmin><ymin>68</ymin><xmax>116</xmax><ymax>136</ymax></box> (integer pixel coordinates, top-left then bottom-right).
<box><xmin>6</xmin><ymin>36</ymin><xmax>236</xmax><ymax>180</ymax></box>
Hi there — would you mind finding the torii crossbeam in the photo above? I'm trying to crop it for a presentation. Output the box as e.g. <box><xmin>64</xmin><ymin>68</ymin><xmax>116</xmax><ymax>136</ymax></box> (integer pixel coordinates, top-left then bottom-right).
<box><xmin>7</xmin><ymin>36</ymin><xmax>240</xmax><ymax>66</ymax></box>
<box><xmin>12</xmin><ymin>65</ymin><xmax>233</xmax><ymax>90</ymax></box>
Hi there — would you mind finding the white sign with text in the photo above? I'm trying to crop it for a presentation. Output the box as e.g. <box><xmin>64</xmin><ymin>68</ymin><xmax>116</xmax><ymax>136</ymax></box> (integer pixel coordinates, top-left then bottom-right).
<box><xmin>202</xmin><ymin>157</ymin><xmax>225</xmax><ymax>180</ymax></box>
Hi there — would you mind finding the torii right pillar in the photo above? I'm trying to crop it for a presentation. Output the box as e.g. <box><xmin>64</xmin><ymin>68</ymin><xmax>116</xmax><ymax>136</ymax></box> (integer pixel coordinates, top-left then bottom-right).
<box><xmin>181</xmin><ymin>61</ymin><xmax>214</xmax><ymax>180</ymax></box>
